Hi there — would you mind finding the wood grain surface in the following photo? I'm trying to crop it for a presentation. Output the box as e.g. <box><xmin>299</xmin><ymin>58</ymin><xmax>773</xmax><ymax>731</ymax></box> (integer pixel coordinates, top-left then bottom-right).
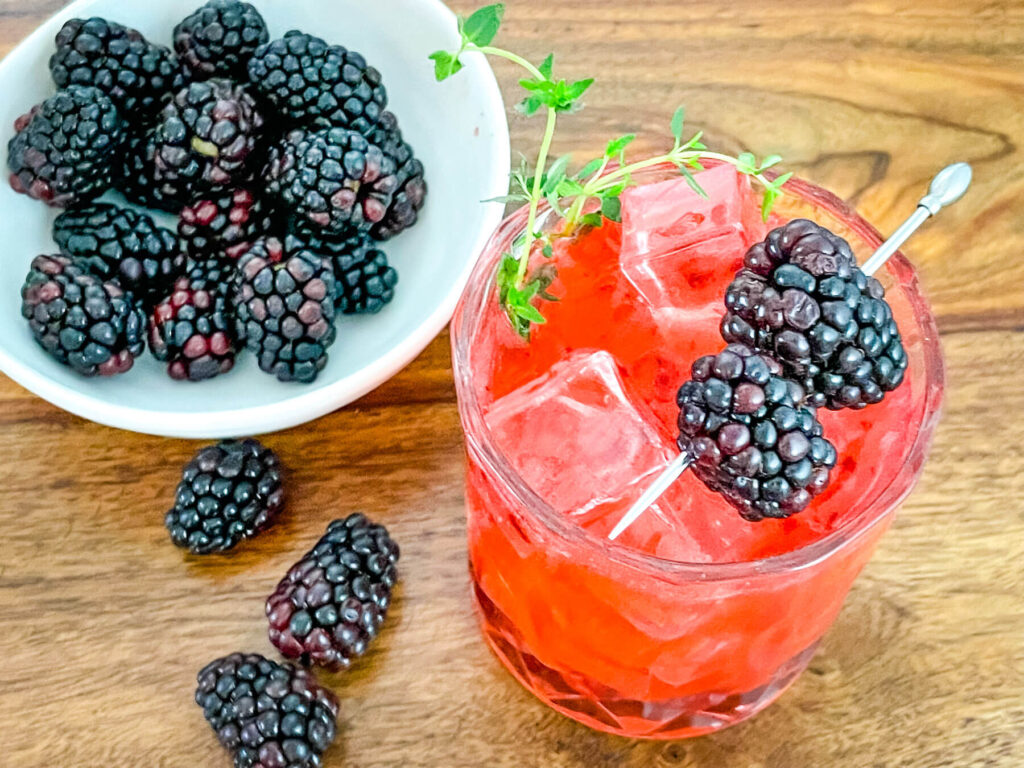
<box><xmin>1</xmin><ymin>1</ymin><xmax>1023</xmax><ymax>766</ymax></box>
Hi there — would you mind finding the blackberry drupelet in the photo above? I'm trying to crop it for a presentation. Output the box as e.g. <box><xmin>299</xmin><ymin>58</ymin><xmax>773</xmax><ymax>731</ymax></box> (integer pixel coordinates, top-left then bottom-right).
<box><xmin>150</xmin><ymin>260</ymin><xmax>238</xmax><ymax>381</ymax></box>
<box><xmin>116</xmin><ymin>130</ymin><xmax>186</xmax><ymax>212</ymax></box>
<box><xmin>8</xmin><ymin>86</ymin><xmax>124</xmax><ymax>207</ymax></box>
<box><xmin>153</xmin><ymin>78</ymin><xmax>264</xmax><ymax>196</ymax></box>
<box><xmin>265</xmin><ymin>128</ymin><xmax>397</xmax><ymax>234</ymax></box>
<box><xmin>49</xmin><ymin>17</ymin><xmax>187</xmax><ymax>119</ymax></box>
<box><xmin>366</xmin><ymin>111</ymin><xmax>427</xmax><ymax>241</ymax></box>
<box><xmin>288</xmin><ymin>230</ymin><xmax>397</xmax><ymax>314</ymax></box>
<box><xmin>234</xmin><ymin>239</ymin><xmax>337</xmax><ymax>383</ymax></box>
<box><xmin>677</xmin><ymin>344</ymin><xmax>838</xmax><ymax>521</ymax></box>
<box><xmin>179</xmin><ymin>188</ymin><xmax>281</xmax><ymax>261</ymax></box>
<box><xmin>196</xmin><ymin>652</ymin><xmax>338</xmax><ymax>768</ymax></box>
<box><xmin>173</xmin><ymin>0</ymin><xmax>269</xmax><ymax>79</ymax></box>
<box><xmin>165</xmin><ymin>438</ymin><xmax>283</xmax><ymax>553</ymax></box>
<box><xmin>721</xmin><ymin>219</ymin><xmax>908</xmax><ymax>410</ymax></box>
<box><xmin>20</xmin><ymin>254</ymin><xmax>146</xmax><ymax>377</ymax></box>
<box><xmin>247</xmin><ymin>30</ymin><xmax>387</xmax><ymax>133</ymax></box>
<box><xmin>267</xmin><ymin>514</ymin><xmax>400</xmax><ymax>671</ymax></box>
<box><xmin>53</xmin><ymin>203</ymin><xmax>185</xmax><ymax>309</ymax></box>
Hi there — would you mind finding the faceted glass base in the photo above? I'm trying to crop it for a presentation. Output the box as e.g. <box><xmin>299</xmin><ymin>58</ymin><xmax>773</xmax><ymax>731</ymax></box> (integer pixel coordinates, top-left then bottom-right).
<box><xmin>474</xmin><ymin>578</ymin><xmax>818</xmax><ymax>739</ymax></box>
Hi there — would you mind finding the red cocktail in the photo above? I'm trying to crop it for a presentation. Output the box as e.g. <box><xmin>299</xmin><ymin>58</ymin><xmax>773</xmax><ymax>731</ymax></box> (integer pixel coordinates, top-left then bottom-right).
<box><xmin>451</xmin><ymin>164</ymin><xmax>943</xmax><ymax>738</ymax></box>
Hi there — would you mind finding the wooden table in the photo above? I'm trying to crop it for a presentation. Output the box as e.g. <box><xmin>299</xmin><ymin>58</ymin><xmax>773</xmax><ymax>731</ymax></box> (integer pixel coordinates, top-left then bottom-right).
<box><xmin>2</xmin><ymin>1</ymin><xmax>1022</xmax><ymax>765</ymax></box>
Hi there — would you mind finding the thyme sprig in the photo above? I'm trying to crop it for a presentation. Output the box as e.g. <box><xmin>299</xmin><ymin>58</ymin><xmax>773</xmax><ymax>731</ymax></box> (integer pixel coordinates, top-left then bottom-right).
<box><xmin>431</xmin><ymin>4</ymin><xmax>792</xmax><ymax>339</ymax></box>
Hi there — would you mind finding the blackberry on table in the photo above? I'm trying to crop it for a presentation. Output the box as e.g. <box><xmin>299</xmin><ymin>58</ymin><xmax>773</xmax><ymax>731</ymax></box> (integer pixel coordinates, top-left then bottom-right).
<box><xmin>20</xmin><ymin>254</ymin><xmax>146</xmax><ymax>377</ymax></box>
<box><xmin>247</xmin><ymin>30</ymin><xmax>387</xmax><ymax>133</ymax></box>
<box><xmin>366</xmin><ymin>111</ymin><xmax>427</xmax><ymax>241</ymax></box>
<box><xmin>265</xmin><ymin>128</ymin><xmax>397</xmax><ymax>234</ymax></box>
<box><xmin>7</xmin><ymin>86</ymin><xmax>124</xmax><ymax>207</ymax></box>
<box><xmin>267</xmin><ymin>514</ymin><xmax>400</xmax><ymax>671</ymax></box>
<box><xmin>722</xmin><ymin>219</ymin><xmax>908</xmax><ymax>410</ymax></box>
<box><xmin>234</xmin><ymin>239</ymin><xmax>337</xmax><ymax>383</ymax></box>
<box><xmin>165</xmin><ymin>438</ymin><xmax>283</xmax><ymax>553</ymax></box>
<box><xmin>150</xmin><ymin>260</ymin><xmax>238</xmax><ymax>381</ymax></box>
<box><xmin>116</xmin><ymin>130</ymin><xmax>186</xmax><ymax>212</ymax></box>
<box><xmin>288</xmin><ymin>230</ymin><xmax>397</xmax><ymax>314</ymax></box>
<box><xmin>153</xmin><ymin>78</ymin><xmax>264</xmax><ymax>196</ymax></box>
<box><xmin>677</xmin><ymin>343</ymin><xmax>838</xmax><ymax>521</ymax></box>
<box><xmin>50</xmin><ymin>17</ymin><xmax>187</xmax><ymax>120</ymax></box>
<box><xmin>196</xmin><ymin>652</ymin><xmax>338</xmax><ymax>768</ymax></box>
<box><xmin>53</xmin><ymin>203</ymin><xmax>185</xmax><ymax>309</ymax></box>
<box><xmin>180</xmin><ymin>188</ymin><xmax>281</xmax><ymax>262</ymax></box>
<box><xmin>173</xmin><ymin>0</ymin><xmax>269</xmax><ymax>79</ymax></box>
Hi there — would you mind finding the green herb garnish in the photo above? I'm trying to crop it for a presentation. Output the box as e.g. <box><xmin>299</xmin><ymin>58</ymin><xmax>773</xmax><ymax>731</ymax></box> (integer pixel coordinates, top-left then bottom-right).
<box><xmin>432</xmin><ymin>3</ymin><xmax>792</xmax><ymax>340</ymax></box>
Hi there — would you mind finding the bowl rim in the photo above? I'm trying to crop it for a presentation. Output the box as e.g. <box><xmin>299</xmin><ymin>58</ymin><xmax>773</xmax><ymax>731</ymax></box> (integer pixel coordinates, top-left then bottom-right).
<box><xmin>0</xmin><ymin>0</ymin><xmax>511</xmax><ymax>438</ymax></box>
<box><xmin>451</xmin><ymin>162</ymin><xmax>946</xmax><ymax>580</ymax></box>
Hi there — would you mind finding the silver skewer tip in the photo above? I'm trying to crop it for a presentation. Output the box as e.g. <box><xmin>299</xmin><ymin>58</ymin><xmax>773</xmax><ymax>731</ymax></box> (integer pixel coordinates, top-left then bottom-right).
<box><xmin>920</xmin><ymin>162</ymin><xmax>972</xmax><ymax>215</ymax></box>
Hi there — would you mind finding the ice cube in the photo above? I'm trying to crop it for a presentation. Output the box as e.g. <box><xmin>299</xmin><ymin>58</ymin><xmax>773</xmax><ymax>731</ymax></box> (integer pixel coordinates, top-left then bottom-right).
<box><xmin>485</xmin><ymin>350</ymin><xmax>675</xmax><ymax>516</ymax></box>
<box><xmin>485</xmin><ymin>350</ymin><xmax>722</xmax><ymax>563</ymax></box>
<box><xmin>619</xmin><ymin>164</ymin><xmax>769</xmax><ymax>311</ymax></box>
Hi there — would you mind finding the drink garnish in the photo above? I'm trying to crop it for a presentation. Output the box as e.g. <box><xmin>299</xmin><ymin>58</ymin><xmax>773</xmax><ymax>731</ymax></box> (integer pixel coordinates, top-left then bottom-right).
<box><xmin>609</xmin><ymin>164</ymin><xmax>972</xmax><ymax>538</ymax></box>
<box><xmin>431</xmin><ymin>3</ymin><xmax>791</xmax><ymax>339</ymax></box>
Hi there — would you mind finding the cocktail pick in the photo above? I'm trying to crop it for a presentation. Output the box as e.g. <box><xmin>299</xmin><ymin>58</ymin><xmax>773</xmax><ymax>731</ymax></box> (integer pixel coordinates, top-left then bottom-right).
<box><xmin>608</xmin><ymin>163</ymin><xmax>972</xmax><ymax>541</ymax></box>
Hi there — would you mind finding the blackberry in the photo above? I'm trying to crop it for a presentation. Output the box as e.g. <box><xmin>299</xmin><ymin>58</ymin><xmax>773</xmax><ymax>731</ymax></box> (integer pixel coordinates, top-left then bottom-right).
<box><xmin>234</xmin><ymin>239</ymin><xmax>337</xmax><ymax>383</ymax></box>
<box><xmin>173</xmin><ymin>0</ymin><xmax>269</xmax><ymax>79</ymax></box>
<box><xmin>265</xmin><ymin>128</ymin><xmax>397</xmax><ymax>234</ymax></box>
<box><xmin>247</xmin><ymin>30</ymin><xmax>387</xmax><ymax>133</ymax></box>
<box><xmin>267</xmin><ymin>514</ymin><xmax>400</xmax><ymax>671</ymax></box>
<box><xmin>366</xmin><ymin>111</ymin><xmax>427</xmax><ymax>241</ymax></box>
<box><xmin>288</xmin><ymin>230</ymin><xmax>397</xmax><ymax>314</ymax></box>
<box><xmin>150</xmin><ymin>260</ymin><xmax>238</xmax><ymax>381</ymax></box>
<box><xmin>20</xmin><ymin>254</ymin><xmax>146</xmax><ymax>377</ymax></box>
<box><xmin>165</xmin><ymin>439</ymin><xmax>284</xmax><ymax>553</ymax></box>
<box><xmin>677</xmin><ymin>344</ymin><xmax>838</xmax><ymax>521</ymax></box>
<box><xmin>153</xmin><ymin>78</ymin><xmax>264</xmax><ymax>196</ymax></box>
<box><xmin>179</xmin><ymin>188</ymin><xmax>281</xmax><ymax>261</ymax></box>
<box><xmin>721</xmin><ymin>219</ymin><xmax>908</xmax><ymax>410</ymax></box>
<box><xmin>196</xmin><ymin>652</ymin><xmax>338</xmax><ymax>768</ymax></box>
<box><xmin>50</xmin><ymin>18</ymin><xmax>187</xmax><ymax>120</ymax></box>
<box><xmin>53</xmin><ymin>204</ymin><xmax>185</xmax><ymax>309</ymax></box>
<box><xmin>8</xmin><ymin>86</ymin><xmax>124</xmax><ymax>207</ymax></box>
<box><xmin>116</xmin><ymin>130</ymin><xmax>186</xmax><ymax>212</ymax></box>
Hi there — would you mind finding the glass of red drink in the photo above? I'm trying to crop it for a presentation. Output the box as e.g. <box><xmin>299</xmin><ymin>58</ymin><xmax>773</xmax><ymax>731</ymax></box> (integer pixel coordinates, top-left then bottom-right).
<box><xmin>451</xmin><ymin>163</ymin><xmax>944</xmax><ymax>739</ymax></box>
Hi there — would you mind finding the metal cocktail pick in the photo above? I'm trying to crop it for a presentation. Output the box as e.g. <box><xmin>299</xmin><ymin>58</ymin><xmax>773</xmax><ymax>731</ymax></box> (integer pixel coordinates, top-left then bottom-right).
<box><xmin>608</xmin><ymin>162</ymin><xmax>972</xmax><ymax>541</ymax></box>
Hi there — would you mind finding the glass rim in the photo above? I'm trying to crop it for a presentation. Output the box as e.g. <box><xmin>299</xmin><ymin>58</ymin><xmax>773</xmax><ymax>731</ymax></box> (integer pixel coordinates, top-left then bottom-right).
<box><xmin>451</xmin><ymin>162</ymin><xmax>945</xmax><ymax>582</ymax></box>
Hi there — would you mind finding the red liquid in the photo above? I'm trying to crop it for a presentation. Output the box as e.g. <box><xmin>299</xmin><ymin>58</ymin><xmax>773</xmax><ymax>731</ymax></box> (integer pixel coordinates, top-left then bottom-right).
<box><xmin>456</xmin><ymin>167</ymin><xmax>942</xmax><ymax>738</ymax></box>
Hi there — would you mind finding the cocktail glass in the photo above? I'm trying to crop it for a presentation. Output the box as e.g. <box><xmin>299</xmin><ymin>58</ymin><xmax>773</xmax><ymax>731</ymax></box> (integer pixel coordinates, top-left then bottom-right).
<box><xmin>450</xmin><ymin>164</ymin><xmax>944</xmax><ymax>739</ymax></box>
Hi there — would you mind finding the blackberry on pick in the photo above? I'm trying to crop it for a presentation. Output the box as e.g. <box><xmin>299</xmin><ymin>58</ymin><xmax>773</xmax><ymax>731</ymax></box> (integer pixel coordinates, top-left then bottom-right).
<box><xmin>174</xmin><ymin>0</ymin><xmax>269</xmax><ymax>79</ymax></box>
<box><xmin>20</xmin><ymin>254</ymin><xmax>146</xmax><ymax>377</ymax></box>
<box><xmin>196</xmin><ymin>652</ymin><xmax>338</xmax><ymax>768</ymax></box>
<box><xmin>677</xmin><ymin>344</ymin><xmax>838</xmax><ymax>521</ymax></box>
<box><xmin>247</xmin><ymin>30</ymin><xmax>387</xmax><ymax>133</ymax></box>
<box><xmin>265</xmin><ymin>128</ymin><xmax>397</xmax><ymax>234</ymax></box>
<box><xmin>721</xmin><ymin>219</ymin><xmax>908</xmax><ymax>410</ymax></box>
<box><xmin>180</xmin><ymin>188</ymin><xmax>282</xmax><ymax>261</ymax></box>
<box><xmin>154</xmin><ymin>78</ymin><xmax>264</xmax><ymax>196</ymax></box>
<box><xmin>150</xmin><ymin>260</ymin><xmax>238</xmax><ymax>381</ymax></box>
<box><xmin>116</xmin><ymin>130</ymin><xmax>186</xmax><ymax>212</ymax></box>
<box><xmin>366</xmin><ymin>111</ymin><xmax>427</xmax><ymax>241</ymax></box>
<box><xmin>288</xmin><ymin>230</ymin><xmax>398</xmax><ymax>314</ymax></box>
<box><xmin>234</xmin><ymin>239</ymin><xmax>337</xmax><ymax>383</ymax></box>
<box><xmin>50</xmin><ymin>18</ymin><xmax>187</xmax><ymax>119</ymax></box>
<box><xmin>267</xmin><ymin>514</ymin><xmax>400</xmax><ymax>671</ymax></box>
<box><xmin>165</xmin><ymin>439</ymin><xmax>284</xmax><ymax>553</ymax></box>
<box><xmin>7</xmin><ymin>86</ymin><xmax>124</xmax><ymax>207</ymax></box>
<box><xmin>53</xmin><ymin>204</ymin><xmax>185</xmax><ymax>309</ymax></box>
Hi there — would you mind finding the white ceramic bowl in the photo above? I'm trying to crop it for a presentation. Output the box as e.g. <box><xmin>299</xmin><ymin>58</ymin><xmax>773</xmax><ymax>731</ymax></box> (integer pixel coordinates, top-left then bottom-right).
<box><xmin>0</xmin><ymin>0</ymin><xmax>509</xmax><ymax>437</ymax></box>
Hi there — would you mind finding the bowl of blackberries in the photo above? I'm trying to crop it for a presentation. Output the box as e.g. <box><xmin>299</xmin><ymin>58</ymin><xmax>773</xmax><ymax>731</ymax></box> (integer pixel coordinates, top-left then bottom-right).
<box><xmin>0</xmin><ymin>0</ymin><xmax>509</xmax><ymax>436</ymax></box>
